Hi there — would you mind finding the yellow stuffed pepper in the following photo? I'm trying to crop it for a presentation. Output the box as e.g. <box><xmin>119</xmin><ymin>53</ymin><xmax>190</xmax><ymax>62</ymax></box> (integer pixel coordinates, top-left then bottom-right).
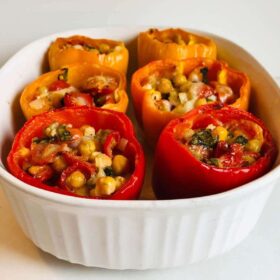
<box><xmin>48</xmin><ymin>35</ymin><xmax>129</xmax><ymax>74</ymax></box>
<box><xmin>138</xmin><ymin>28</ymin><xmax>217</xmax><ymax>67</ymax></box>
<box><xmin>20</xmin><ymin>63</ymin><xmax>128</xmax><ymax>119</ymax></box>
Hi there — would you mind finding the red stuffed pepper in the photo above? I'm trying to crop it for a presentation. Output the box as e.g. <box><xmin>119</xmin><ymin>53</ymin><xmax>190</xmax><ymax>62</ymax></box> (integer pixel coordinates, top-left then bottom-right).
<box><xmin>7</xmin><ymin>107</ymin><xmax>145</xmax><ymax>200</ymax></box>
<box><xmin>153</xmin><ymin>104</ymin><xmax>277</xmax><ymax>199</ymax></box>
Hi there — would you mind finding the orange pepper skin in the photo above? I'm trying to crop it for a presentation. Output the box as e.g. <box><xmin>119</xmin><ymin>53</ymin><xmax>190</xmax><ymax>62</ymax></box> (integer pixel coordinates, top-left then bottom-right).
<box><xmin>138</xmin><ymin>28</ymin><xmax>217</xmax><ymax>67</ymax></box>
<box><xmin>20</xmin><ymin>63</ymin><xmax>128</xmax><ymax>119</ymax></box>
<box><xmin>48</xmin><ymin>35</ymin><xmax>129</xmax><ymax>74</ymax></box>
<box><xmin>131</xmin><ymin>58</ymin><xmax>250</xmax><ymax>146</ymax></box>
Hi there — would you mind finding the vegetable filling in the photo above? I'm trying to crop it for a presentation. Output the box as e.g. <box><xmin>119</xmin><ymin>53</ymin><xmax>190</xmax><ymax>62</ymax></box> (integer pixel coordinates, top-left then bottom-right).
<box><xmin>29</xmin><ymin>68</ymin><xmax>119</xmax><ymax>110</ymax></box>
<box><xmin>17</xmin><ymin>122</ymin><xmax>131</xmax><ymax>197</ymax></box>
<box><xmin>180</xmin><ymin>121</ymin><xmax>264</xmax><ymax>168</ymax></box>
<box><xmin>142</xmin><ymin>65</ymin><xmax>236</xmax><ymax>114</ymax></box>
<box><xmin>62</xmin><ymin>40</ymin><xmax>123</xmax><ymax>54</ymax></box>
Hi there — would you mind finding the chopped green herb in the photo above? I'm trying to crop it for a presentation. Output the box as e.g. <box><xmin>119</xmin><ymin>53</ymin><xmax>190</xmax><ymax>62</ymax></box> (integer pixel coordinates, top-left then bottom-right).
<box><xmin>104</xmin><ymin>167</ymin><xmax>114</xmax><ymax>176</ymax></box>
<box><xmin>58</xmin><ymin>68</ymin><xmax>68</xmax><ymax>81</ymax></box>
<box><xmin>200</xmin><ymin>67</ymin><xmax>209</xmax><ymax>84</ymax></box>
<box><xmin>208</xmin><ymin>158</ymin><xmax>219</xmax><ymax>167</ymax></box>
<box><xmin>234</xmin><ymin>135</ymin><xmax>248</xmax><ymax>145</ymax></box>
<box><xmin>57</xmin><ymin>125</ymin><xmax>71</xmax><ymax>141</ymax></box>
<box><xmin>190</xmin><ymin>129</ymin><xmax>217</xmax><ymax>148</ymax></box>
<box><xmin>95</xmin><ymin>95</ymin><xmax>107</xmax><ymax>106</ymax></box>
<box><xmin>32</xmin><ymin>136</ymin><xmax>56</xmax><ymax>144</ymax></box>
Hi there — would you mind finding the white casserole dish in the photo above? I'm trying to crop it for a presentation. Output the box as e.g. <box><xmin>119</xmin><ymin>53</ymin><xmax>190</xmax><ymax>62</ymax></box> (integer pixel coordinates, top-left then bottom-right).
<box><xmin>0</xmin><ymin>27</ymin><xmax>279</xmax><ymax>270</ymax></box>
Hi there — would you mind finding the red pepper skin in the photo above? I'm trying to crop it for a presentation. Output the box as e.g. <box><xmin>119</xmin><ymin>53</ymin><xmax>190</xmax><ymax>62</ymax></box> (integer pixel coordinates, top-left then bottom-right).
<box><xmin>152</xmin><ymin>104</ymin><xmax>277</xmax><ymax>199</ymax></box>
<box><xmin>7</xmin><ymin>107</ymin><xmax>145</xmax><ymax>200</ymax></box>
<box><xmin>64</xmin><ymin>92</ymin><xmax>94</xmax><ymax>107</ymax></box>
<box><xmin>103</xmin><ymin>131</ymin><xmax>121</xmax><ymax>157</ymax></box>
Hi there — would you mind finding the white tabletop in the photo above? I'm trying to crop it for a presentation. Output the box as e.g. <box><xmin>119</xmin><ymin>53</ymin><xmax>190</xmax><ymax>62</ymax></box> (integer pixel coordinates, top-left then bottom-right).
<box><xmin>0</xmin><ymin>0</ymin><xmax>280</xmax><ymax>279</ymax></box>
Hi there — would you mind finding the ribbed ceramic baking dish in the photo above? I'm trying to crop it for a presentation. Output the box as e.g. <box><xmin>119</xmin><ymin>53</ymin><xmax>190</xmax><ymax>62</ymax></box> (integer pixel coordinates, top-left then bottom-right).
<box><xmin>0</xmin><ymin>27</ymin><xmax>279</xmax><ymax>270</ymax></box>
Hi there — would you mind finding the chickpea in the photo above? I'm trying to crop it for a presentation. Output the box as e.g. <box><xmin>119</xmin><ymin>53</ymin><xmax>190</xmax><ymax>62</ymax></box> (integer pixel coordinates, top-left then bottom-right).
<box><xmin>182</xmin><ymin>128</ymin><xmax>194</xmax><ymax>141</ymax></box>
<box><xmin>157</xmin><ymin>78</ymin><xmax>173</xmax><ymax>93</ymax></box>
<box><xmin>74</xmin><ymin>186</ymin><xmax>88</xmax><ymax>197</ymax></box>
<box><xmin>99</xmin><ymin>43</ymin><xmax>110</xmax><ymax>54</ymax></box>
<box><xmin>94</xmin><ymin>176</ymin><xmax>117</xmax><ymax>196</ymax></box>
<box><xmin>173</xmin><ymin>73</ymin><xmax>187</xmax><ymax>87</ymax></box>
<box><xmin>78</xmin><ymin>140</ymin><xmax>96</xmax><ymax>158</ymax></box>
<box><xmin>17</xmin><ymin>147</ymin><xmax>30</xmax><ymax>157</ymax></box>
<box><xmin>66</xmin><ymin>170</ymin><xmax>86</xmax><ymax>189</ymax></box>
<box><xmin>115</xmin><ymin>176</ymin><xmax>126</xmax><ymax>189</ymax></box>
<box><xmin>179</xmin><ymin>80</ymin><xmax>192</xmax><ymax>92</ymax></box>
<box><xmin>112</xmin><ymin>154</ymin><xmax>129</xmax><ymax>175</ymax></box>
<box><xmin>52</xmin><ymin>156</ymin><xmax>67</xmax><ymax>172</ymax></box>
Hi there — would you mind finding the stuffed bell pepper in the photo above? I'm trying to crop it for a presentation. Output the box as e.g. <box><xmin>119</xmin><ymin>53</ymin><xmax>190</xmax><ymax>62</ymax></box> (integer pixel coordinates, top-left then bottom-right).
<box><xmin>20</xmin><ymin>63</ymin><xmax>128</xmax><ymax>119</ymax></box>
<box><xmin>7</xmin><ymin>107</ymin><xmax>145</xmax><ymax>200</ymax></box>
<box><xmin>138</xmin><ymin>28</ymin><xmax>217</xmax><ymax>67</ymax></box>
<box><xmin>153</xmin><ymin>104</ymin><xmax>277</xmax><ymax>199</ymax></box>
<box><xmin>131</xmin><ymin>58</ymin><xmax>250</xmax><ymax>145</ymax></box>
<box><xmin>48</xmin><ymin>35</ymin><xmax>129</xmax><ymax>74</ymax></box>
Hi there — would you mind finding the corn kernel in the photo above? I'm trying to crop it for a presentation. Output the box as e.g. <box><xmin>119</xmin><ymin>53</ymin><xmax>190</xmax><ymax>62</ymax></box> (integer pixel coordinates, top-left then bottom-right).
<box><xmin>66</xmin><ymin>170</ymin><xmax>86</xmax><ymax>189</ymax></box>
<box><xmin>150</xmin><ymin>90</ymin><xmax>162</xmax><ymax>101</ymax></box>
<box><xmin>195</xmin><ymin>98</ymin><xmax>207</xmax><ymax>107</ymax></box>
<box><xmin>112</xmin><ymin>154</ymin><xmax>129</xmax><ymax>175</ymax></box>
<box><xmin>246</xmin><ymin>139</ymin><xmax>262</xmax><ymax>153</ymax></box>
<box><xmin>213</xmin><ymin>126</ymin><xmax>228</xmax><ymax>141</ymax></box>
<box><xmin>218</xmin><ymin>69</ymin><xmax>227</xmax><ymax>85</ymax></box>
<box><xmin>94</xmin><ymin>176</ymin><xmax>117</xmax><ymax>196</ymax></box>
<box><xmin>78</xmin><ymin>140</ymin><xmax>96</xmax><ymax>157</ymax></box>
<box><xmin>92</xmin><ymin>152</ymin><xmax>112</xmax><ymax>169</ymax></box>
<box><xmin>80</xmin><ymin>125</ymin><xmax>95</xmax><ymax>138</ymax></box>
<box><xmin>52</xmin><ymin>156</ymin><xmax>67</xmax><ymax>172</ymax></box>
<box><xmin>243</xmin><ymin>155</ymin><xmax>256</xmax><ymax>165</ymax></box>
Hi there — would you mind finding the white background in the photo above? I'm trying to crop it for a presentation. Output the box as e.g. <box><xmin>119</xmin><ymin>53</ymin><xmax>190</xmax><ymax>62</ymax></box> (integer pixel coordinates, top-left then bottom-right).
<box><xmin>0</xmin><ymin>0</ymin><xmax>280</xmax><ymax>279</ymax></box>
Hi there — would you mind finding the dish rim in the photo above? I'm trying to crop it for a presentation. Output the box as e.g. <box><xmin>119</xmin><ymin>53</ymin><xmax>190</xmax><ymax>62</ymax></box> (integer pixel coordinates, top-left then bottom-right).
<box><xmin>0</xmin><ymin>26</ymin><xmax>279</xmax><ymax>208</ymax></box>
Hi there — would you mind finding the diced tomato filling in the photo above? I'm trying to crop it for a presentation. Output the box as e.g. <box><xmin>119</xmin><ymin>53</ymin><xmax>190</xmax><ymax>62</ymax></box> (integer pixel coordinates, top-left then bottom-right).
<box><xmin>179</xmin><ymin>120</ymin><xmax>264</xmax><ymax>168</ymax></box>
<box><xmin>29</xmin><ymin>71</ymin><xmax>119</xmax><ymax>111</ymax></box>
<box><xmin>17</xmin><ymin>122</ymin><xmax>130</xmax><ymax>198</ymax></box>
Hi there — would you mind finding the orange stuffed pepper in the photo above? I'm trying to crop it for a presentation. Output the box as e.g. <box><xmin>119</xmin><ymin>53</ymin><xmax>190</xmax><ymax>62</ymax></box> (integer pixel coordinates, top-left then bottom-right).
<box><xmin>138</xmin><ymin>28</ymin><xmax>217</xmax><ymax>67</ymax></box>
<box><xmin>48</xmin><ymin>35</ymin><xmax>129</xmax><ymax>74</ymax></box>
<box><xmin>131</xmin><ymin>58</ymin><xmax>250</xmax><ymax>145</ymax></box>
<box><xmin>20</xmin><ymin>63</ymin><xmax>128</xmax><ymax>119</ymax></box>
